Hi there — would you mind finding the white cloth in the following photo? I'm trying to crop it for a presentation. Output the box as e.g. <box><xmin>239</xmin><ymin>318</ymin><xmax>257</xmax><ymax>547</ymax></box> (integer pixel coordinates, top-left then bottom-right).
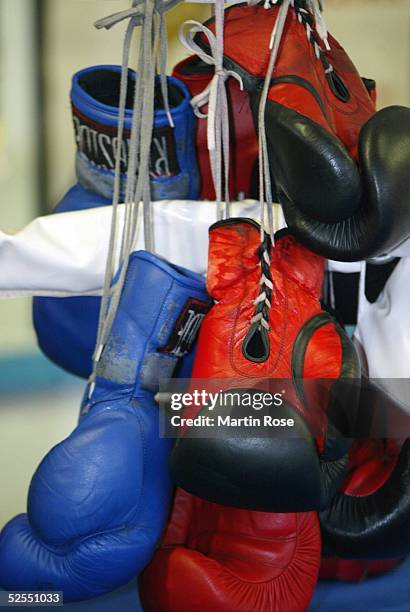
<box><xmin>0</xmin><ymin>199</ymin><xmax>278</xmax><ymax>297</ymax></box>
<box><xmin>355</xmin><ymin>257</ymin><xmax>410</xmax><ymax>379</ymax></box>
<box><xmin>354</xmin><ymin>257</ymin><xmax>410</xmax><ymax>406</ymax></box>
<box><xmin>1</xmin><ymin>198</ymin><xmax>408</xmax><ymax>298</ymax></box>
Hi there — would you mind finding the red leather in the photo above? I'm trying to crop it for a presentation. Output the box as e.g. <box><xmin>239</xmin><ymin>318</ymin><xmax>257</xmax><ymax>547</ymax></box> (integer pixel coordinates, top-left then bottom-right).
<box><xmin>320</xmin><ymin>440</ymin><xmax>403</xmax><ymax>581</ymax></box>
<box><xmin>190</xmin><ymin>221</ymin><xmax>344</xmax><ymax>443</ymax></box>
<box><xmin>203</xmin><ymin>3</ymin><xmax>375</xmax><ymax>158</ymax></box>
<box><xmin>343</xmin><ymin>440</ymin><xmax>400</xmax><ymax>497</ymax></box>
<box><xmin>140</xmin><ymin>489</ymin><xmax>321</xmax><ymax>611</ymax></box>
<box><xmin>175</xmin><ymin>4</ymin><xmax>376</xmax><ymax>202</ymax></box>
<box><xmin>172</xmin><ymin>56</ymin><xmax>258</xmax><ymax>200</ymax></box>
<box><xmin>320</xmin><ymin>557</ymin><xmax>401</xmax><ymax>582</ymax></box>
<box><xmin>170</xmin><ymin>220</ymin><xmax>360</xmax><ymax>514</ymax></box>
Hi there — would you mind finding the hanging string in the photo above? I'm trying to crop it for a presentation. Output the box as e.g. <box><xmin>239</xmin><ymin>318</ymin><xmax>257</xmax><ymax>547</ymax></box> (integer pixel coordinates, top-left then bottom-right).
<box><xmin>87</xmin><ymin>0</ymin><xmax>179</xmax><ymax>399</ymax></box>
<box><xmin>179</xmin><ymin>1</ymin><xmax>243</xmax><ymax>220</ymax></box>
<box><xmin>87</xmin><ymin>0</ymin><xmax>332</xmax><ymax>399</ymax></box>
<box><xmin>257</xmin><ymin>0</ymin><xmax>292</xmax><ymax>245</ymax></box>
<box><xmin>308</xmin><ymin>0</ymin><xmax>330</xmax><ymax>50</ymax></box>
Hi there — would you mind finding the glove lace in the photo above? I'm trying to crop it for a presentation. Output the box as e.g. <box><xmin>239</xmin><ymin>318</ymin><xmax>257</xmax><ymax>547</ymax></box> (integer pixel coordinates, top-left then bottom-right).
<box><xmin>251</xmin><ymin>234</ymin><xmax>274</xmax><ymax>331</ymax></box>
<box><xmin>179</xmin><ymin>1</ymin><xmax>243</xmax><ymax>221</ymax></box>
<box><xmin>86</xmin><ymin>0</ymin><xmax>180</xmax><ymax>402</ymax></box>
<box><xmin>294</xmin><ymin>1</ymin><xmax>333</xmax><ymax>71</ymax></box>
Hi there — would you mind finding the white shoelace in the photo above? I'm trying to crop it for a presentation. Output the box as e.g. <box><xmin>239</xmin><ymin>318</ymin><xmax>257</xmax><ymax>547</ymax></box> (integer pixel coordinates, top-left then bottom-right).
<box><xmin>258</xmin><ymin>0</ymin><xmax>330</xmax><ymax>242</ymax></box>
<box><xmin>179</xmin><ymin>1</ymin><xmax>243</xmax><ymax>220</ymax></box>
<box><xmin>87</xmin><ymin>0</ymin><xmax>331</xmax><ymax>393</ymax></box>
<box><xmin>87</xmin><ymin>0</ymin><xmax>181</xmax><ymax>399</ymax></box>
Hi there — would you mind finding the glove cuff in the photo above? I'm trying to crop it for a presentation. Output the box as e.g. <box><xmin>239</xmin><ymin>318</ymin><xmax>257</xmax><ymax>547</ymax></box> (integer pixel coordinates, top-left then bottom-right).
<box><xmin>71</xmin><ymin>65</ymin><xmax>197</xmax><ymax>199</ymax></box>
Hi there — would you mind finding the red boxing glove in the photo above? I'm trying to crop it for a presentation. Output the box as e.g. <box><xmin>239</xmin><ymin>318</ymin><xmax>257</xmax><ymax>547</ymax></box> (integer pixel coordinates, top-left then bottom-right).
<box><xmin>170</xmin><ymin>219</ymin><xmax>361</xmax><ymax>512</ymax></box>
<box><xmin>140</xmin><ymin>488</ymin><xmax>320</xmax><ymax>612</ymax></box>
<box><xmin>200</xmin><ymin>2</ymin><xmax>410</xmax><ymax>261</ymax></box>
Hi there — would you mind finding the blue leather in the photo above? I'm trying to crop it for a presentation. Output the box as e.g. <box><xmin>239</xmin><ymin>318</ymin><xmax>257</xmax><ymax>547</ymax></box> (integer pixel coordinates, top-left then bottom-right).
<box><xmin>33</xmin><ymin>64</ymin><xmax>200</xmax><ymax>379</ymax></box>
<box><xmin>0</xmin><ymin>251</ymin><xmax>209</xmax><ymax>601</ymax></box>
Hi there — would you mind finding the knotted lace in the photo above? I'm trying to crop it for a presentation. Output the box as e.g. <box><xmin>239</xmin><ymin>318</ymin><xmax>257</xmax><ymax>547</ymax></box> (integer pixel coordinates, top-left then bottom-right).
<box><xmin>251</xmin><ymin>236</ymin><xmax>274</xmax><ymax>331</ymax></box>
<box><xmin>295</xmin><ymin>1</ymin><xmax>332</xmax><ymax>70</ymax></box>
<box><xmin>179</xmin><ymin>1</ymin><xmax>243</xmax><ymax>220</ymax></box>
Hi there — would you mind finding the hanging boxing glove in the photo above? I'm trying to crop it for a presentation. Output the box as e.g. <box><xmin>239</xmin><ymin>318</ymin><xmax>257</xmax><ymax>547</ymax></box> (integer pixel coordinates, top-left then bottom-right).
<box><xmin>170</xmin><ymin>218</ymin><xmax>361</xmax><ymax>512</ymax></box>
<box><xmin>172</xmin><ymin>54</ymin><xmax>259</xmax><ymax>200</ymax></box>
<box><xmin>320</xmin><ymin>440</ymin><xmax>404</xmax><ymax>580</ymax></box>
<box><xmin>198</xmin><ymin>2</ymin><xmax>410</xmax><ymax>261</ymax></box>
<box><xmin>319</xmin><ymin>435</ymin><xmax>410</xmax><ymax>559</ymax></box>
<box><xmin>33</xmin><ymin>64</ymin><xmax>199</xmax><ymax>378</ymax></box>
<box><xmin>0</xmin><ymin>252</ymin><xmax>210</xmax><ymax>601</ymax></box>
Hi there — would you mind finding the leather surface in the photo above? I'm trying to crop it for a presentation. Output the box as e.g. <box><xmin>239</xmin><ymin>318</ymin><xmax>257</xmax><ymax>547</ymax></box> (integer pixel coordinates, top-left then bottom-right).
<box><xmin>320</xmin><ymin>434</ymin><xmax>410</xmax><ymax>558</ymax></box>
<box><xmin>173</xmin><ymin>55</ymin><xmax>259</xmax><ymax>200</ymax></box>
<box><xmin>319</xmin><ymin>256</ymin><xmax>410</xmax><ymax>559</ymax></box>
<box><xmin>33</xmin><ymin>64</ymin><xmax>200</xmax><ymax>379</ymax></box>
<box><xmin>283</xmin><ymin>106</ymin><xmax>410</xmax><ymax>261</ymax></box>
<box><xmin>140</xmin><ymin>488</ymin><xmax>321</xmax><ymax>611</ymax></box>
<box><xmin>171</xmin><ymin>219</ymin><xmax>361</xmax><ymax>512</ymax></box>
<box><xmin>0</xmin><ymin>252</ymin><xmax>209</xmax><ymax>601</ymax></box>
<box><xmin>202</xmin><ymin>4</ymin><xmax>410</xmax><ymax>261</ymax></box>
<box><xmin>320</xmin><ymin>440</ymin><xmax>404</xmax><ymax>579</ymax></box>
<box><xmin>203</xmin><ymin>3</ymin><xmax>373</xmax><ymax>217</ymax></box>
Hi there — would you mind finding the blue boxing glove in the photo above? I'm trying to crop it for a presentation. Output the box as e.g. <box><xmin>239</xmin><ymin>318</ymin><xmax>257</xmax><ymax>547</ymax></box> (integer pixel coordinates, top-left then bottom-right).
<box><xmin>33</xmin><ymin>65</ymin><xmax>199</xmax><ymax>379</ymax></box>
<box><xmin>0</xmin><ymin>251</ymin><xmax>210</xmax><ymax>601</ymax></box>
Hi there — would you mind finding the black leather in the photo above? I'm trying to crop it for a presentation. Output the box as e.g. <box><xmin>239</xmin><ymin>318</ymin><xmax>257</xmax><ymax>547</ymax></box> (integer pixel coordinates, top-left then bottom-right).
<box><xmin>320</xmin><ymin>439</ymin><xmax>410</xmax><ymax>558</ymax></box>
<box><xmin>266</xmin><ymin>105</ymin><xmax>410</xmax><ymax>261</ymax></box>
<box><xmin>257</xmin><ymin>97</ymin><xmax>362</xmax><ymax>224</ymax></box>
<box><xmin>320</xmin><ymin>375</ymin><xmax>410</xmax><ymax>558</ymax></box>
<box><xmin>170</xmin><ymin>397</ymin><xmax>348</xmax><ymax>512</ymax></box>
<box><xmin>170</xmin><ymin>310</ymin><xmax>361</xmax><ymax>512</ymax></box>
